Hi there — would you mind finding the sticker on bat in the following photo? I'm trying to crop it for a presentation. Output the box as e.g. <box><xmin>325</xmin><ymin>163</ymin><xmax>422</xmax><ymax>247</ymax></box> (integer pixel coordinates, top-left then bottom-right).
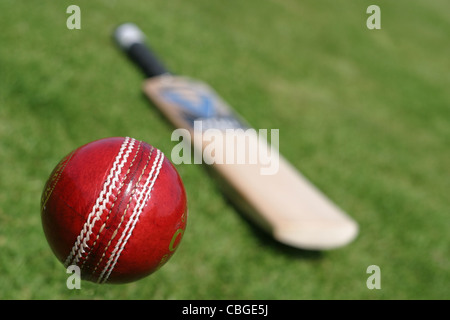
<box><xmin>161</xmin><ymin>86</ymin><xmax>217</xmax><ymax>119</ymax></box>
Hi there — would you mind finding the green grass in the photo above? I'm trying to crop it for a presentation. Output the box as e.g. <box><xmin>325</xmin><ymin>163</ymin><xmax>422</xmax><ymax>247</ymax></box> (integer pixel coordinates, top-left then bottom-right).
<box><xmin>0</xmin><ymin>0</ymin><xmax>449</xmax><ymax>299</ymax></box>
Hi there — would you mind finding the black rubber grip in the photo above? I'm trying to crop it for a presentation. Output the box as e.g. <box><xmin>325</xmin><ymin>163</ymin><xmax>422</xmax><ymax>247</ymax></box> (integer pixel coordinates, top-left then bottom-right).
<box><xmin>126</xmin><ymin>42</ymin><xmax>169</xmax><ymax>78</ymax></box>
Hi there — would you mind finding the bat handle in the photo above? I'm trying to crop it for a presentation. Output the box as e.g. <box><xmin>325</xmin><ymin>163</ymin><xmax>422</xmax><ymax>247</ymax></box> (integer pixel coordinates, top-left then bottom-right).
<box><xmin>114</xmin><ymin>23</ymin><xmax>169</xmax><ymax>78</ymax></box>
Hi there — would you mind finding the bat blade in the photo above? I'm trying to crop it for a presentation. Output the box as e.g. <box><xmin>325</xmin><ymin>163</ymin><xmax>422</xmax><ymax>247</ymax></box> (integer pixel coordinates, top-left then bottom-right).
<box><xmin>114</xmin><ymin>23</ymin><xmax>358</xmax><ymax>250</ymax></box>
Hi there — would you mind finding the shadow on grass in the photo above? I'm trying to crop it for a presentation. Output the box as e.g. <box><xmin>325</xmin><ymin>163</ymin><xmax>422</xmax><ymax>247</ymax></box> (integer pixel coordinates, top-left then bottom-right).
<box><xmin>223</xmin><ymin>196</ymin><xmax>323</xmax><ymax>261</ymax></box>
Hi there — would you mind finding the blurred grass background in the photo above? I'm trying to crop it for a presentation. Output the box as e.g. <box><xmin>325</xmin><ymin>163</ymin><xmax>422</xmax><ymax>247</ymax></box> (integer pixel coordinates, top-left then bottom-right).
<box><xmin>0</xmin><ymin>0</ymin><xmax>449</xmax><ymax>299</ymax></box>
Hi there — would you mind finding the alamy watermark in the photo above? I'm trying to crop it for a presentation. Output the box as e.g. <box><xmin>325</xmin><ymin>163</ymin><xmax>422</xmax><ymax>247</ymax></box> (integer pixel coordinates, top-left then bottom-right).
<box><xmin>170</xmin><ymin>121</ymin><xmax>280</xmax><ymax>175</ymax></box>
<box><xmin>66</xmin><ymin>265</ymin><xmax>81</xmax><ymax>289</ymax></box>
<box><xmin>366</xmin><ymin>265</ymin><xmax>381</xmax><ymax>289</ymax></box>
<box><xmin>367</xmin><ymin>5</ymin><xmax>381</xmax><ymax>30</ymax></box>
<box><xmin>66</xmin><ymin>5</ymin><xmax>81</xmax><ymax>30</ymax></box>
<box><xmin>66</xmin><ymin>5</ymin><xmax>381</xmax><ymax>31</ymax></box>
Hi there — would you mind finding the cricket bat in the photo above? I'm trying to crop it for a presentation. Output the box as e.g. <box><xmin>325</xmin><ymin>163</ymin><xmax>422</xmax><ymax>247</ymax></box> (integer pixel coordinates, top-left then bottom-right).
<box><xmin>113</xmin><ymin>23</ymin><xmax>358</xmax><ymax>250</ymax></box>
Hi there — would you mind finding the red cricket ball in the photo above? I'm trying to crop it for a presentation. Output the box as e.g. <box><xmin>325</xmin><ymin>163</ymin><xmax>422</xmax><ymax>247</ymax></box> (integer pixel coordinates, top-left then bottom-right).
<box><xmin>41</xmin><ymin>137</ymin><xmax>187</xmax><ymax>284</ymax></box>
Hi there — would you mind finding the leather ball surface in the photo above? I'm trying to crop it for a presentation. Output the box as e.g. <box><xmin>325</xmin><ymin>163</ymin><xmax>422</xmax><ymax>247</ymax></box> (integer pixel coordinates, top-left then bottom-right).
<box><xmin>41</xmin><ymin>137</ymin><xmax>187</xmax><ymax>284</ymax></box>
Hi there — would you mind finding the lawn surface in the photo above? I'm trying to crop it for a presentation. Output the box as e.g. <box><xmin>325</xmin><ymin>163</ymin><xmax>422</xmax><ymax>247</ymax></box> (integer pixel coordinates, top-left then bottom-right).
<box><xmin>0</xmin><ymin>0</ymin><xmax>448</xmax><ymax>299</ymax></box>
